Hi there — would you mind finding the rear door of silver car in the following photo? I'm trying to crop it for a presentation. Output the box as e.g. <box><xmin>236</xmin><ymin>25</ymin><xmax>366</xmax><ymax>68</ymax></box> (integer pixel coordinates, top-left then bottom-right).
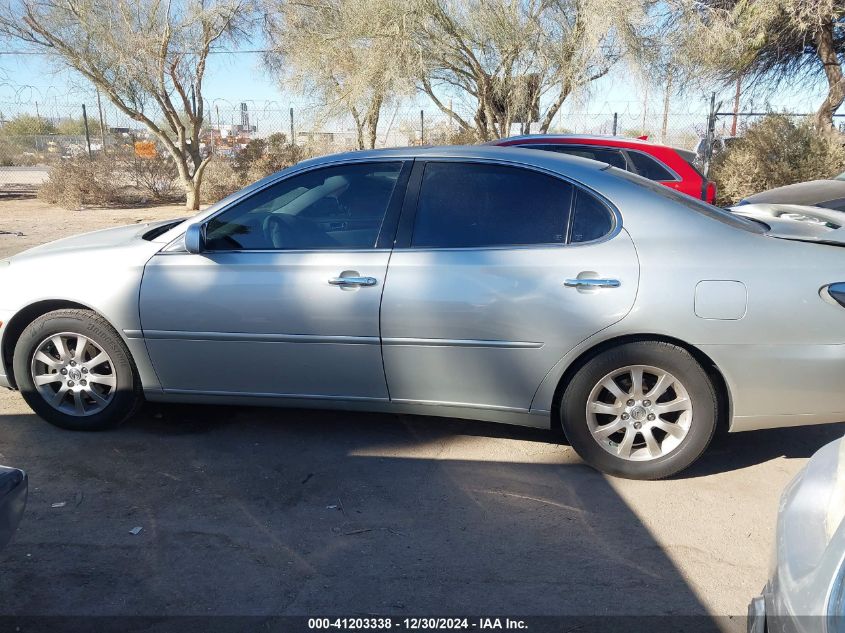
<box><xmin>380</xmin><ymin>159</ymin><xmax>640</xmax><ymax>412</ymax></box>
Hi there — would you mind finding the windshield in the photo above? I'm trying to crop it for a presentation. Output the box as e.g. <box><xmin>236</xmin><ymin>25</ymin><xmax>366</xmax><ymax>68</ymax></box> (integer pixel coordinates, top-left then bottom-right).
<box><xmin>608</xmin><ymin>167</ymin><xmax>765</xmax><ymax>234</ymax></box>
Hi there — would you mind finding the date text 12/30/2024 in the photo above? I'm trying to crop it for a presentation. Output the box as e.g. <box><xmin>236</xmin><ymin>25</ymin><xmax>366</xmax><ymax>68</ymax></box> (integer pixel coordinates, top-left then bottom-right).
<box><xmin>308</xmin><ymin>618</ymin><xmax>528</xmax><ymax>630</ymax></box>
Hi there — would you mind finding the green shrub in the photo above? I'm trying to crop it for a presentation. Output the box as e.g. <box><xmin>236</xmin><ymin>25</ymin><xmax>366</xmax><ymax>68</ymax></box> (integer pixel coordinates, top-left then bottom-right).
<box><xmin>1</xmin><ymin>114</ymin><xmax>57</xmax><ymax>136</ymax></box>
<box><xmin>710</xmin><ymin>115</ymin><xmax>845</xmax><ymax>205</ymax></box>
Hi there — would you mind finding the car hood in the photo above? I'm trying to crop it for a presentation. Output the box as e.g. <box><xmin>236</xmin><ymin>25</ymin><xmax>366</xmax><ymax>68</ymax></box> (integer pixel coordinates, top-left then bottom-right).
<box><xmin>741</xmin><ymin>179</ymin><xmax>845</xmax><ymax>206</ymax></box>
<box><xmin>9</xmin><ymin>219</ymin><xmax>181</xmax><ymax>262</ymax></box>
<box><xmin>730</xmin><ymin>203</ymin><xmax>845</xmax><ymax>246</ymax></box>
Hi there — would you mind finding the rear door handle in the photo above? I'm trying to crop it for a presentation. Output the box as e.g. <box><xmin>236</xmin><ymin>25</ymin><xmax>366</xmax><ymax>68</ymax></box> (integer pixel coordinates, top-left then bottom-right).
<box><xmin>328</xmin><ymin>276</ymin><xmax>377</xmax><ymax>288</ymax></box>
<box><xmin>564</xmin><ymin>278</ymin><xmax>621</xmax><ymax>289</ymax></box>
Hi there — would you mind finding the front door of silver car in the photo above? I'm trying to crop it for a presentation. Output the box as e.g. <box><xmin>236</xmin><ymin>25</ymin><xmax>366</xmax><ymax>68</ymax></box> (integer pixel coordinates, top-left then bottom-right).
<box><xmin>380</xmin><ymin>160</ymin><xmax>640</xmax><ymax>412</ymax></box>
<box><xmin>138</xmin><ymin>160</ymin><xmax>412</xmax><ymax>401</ymax></box>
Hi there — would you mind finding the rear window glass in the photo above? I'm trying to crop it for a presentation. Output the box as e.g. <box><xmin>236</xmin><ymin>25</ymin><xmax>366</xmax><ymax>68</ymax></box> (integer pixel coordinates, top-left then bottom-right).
<box><xmin>518</xmin><ymin>144</ymin><xmax>628</xmax><ymax>170</ymax></box>
<box><xmin>626</xmin><ymin>152</ymin><xmax>676</xmax><ymax>181</ymax></box>
<box><xmin>609</xmin><ymin>168</ymin><xmax>764</xmax><ymax>234</ymax></box>
<box><xmin>570</xmin><ymin>190</ymin><xmax>614</xmax><ymax>243</ymax></box>
<box><xmin>820</xmin><ymin>198</ymin><xmax>845</xmax><ymax>212</ymax></box>
<box><xmin>411</xmin><ymin>162</ymin><xmax>574</xmax><ymax>248</ymax></box>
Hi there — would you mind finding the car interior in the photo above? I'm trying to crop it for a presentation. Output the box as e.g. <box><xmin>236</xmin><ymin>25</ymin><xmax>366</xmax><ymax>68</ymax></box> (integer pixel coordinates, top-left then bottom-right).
<box><xmin>204</xmin><ymin>167</ymin><xmax>401</xmax><ymax>251</ymax></box>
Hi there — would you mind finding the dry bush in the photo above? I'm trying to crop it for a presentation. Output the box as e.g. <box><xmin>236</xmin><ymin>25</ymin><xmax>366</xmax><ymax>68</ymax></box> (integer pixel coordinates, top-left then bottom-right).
<box><xmin>0</xmin><ymin>147</ymin><xmax>39</xmax><ymax>167</ymax></box>
<box><xmin>38</xmin><ymin>156</ymin><xmax>133</xmax><ymax>208</ymax></box>
<box><xmin>199</xmin><ymin>156</ymin><xmax>243</xmax><ymax>204</ymax></box>
<box><xmin>39</xmin><ymin>150</ymin><xmax>183</xmax><ymax>207</ymax></box>
<box><xmin>236</xmin><ymin>133</ymin><xmax>313</xmax><ymax>183</ymax></box>
<box><xmin>711</xmin><ymin>115</ymin><xmax>845</xmax><ymax>205</ymax></box>
<box><xmin>200</xmin><ymin>136</ymin><xmax>315</xmax><ymax>205</ymax></box>
<box><xmin>243</xmin><ymin>144</ymin><xmax>313</xmax><ymax>182</ymax></box>
<box><xmin>426</xmin><ymin>126</ymin><xmax>480</xmax><ymax>146</ymax></box>
<box><xmin>121</xmin><ymin>152</ymin><xmax>182</xmax><ymax>202</ymax></box>
<box><xmin>40</xmin><ymin>139</ymin><xmax>315</xmax><ymax>209</ymax></box>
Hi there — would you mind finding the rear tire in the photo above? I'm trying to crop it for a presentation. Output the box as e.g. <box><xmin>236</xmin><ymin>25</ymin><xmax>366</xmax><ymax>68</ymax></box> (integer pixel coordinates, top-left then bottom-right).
<box><xmin>13</xmin><ymin>309</ymin><xmax>142</xmax><ymax>431</ymax></box>
<box><xmin>560</xmin><ymin>341</ymin><xmax>717</xmax><ymax>480</ymax></box>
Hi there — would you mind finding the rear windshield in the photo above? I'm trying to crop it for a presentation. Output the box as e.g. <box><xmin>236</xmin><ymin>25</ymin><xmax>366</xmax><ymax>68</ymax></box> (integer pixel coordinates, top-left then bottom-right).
<box><xmin>608</xmin><ymin>167</ymin><xmax>765</xmax><ymax>234</ymax></box>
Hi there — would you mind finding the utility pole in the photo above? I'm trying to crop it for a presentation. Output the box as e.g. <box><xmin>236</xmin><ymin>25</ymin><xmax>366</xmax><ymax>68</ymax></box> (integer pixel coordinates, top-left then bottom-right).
<box><xmin>731</xmin><ymin>76</ymin><xmax>741</xmax><ymax>136</ymax></box>
<box><xmin>420</xmin><ymin>109</ymin><xmax>425</xmax><ymax>144</ymax></box>
<box><xmin>215</xmin><ymin>104</ymin><xmax>221</xmax><ymax>154</ymax></box>
<box><xmin>96</xmin><ymin>89</ymin><xmax>107</xmax><ymax>155</ymax></box>
<box><xmin>640</xmin><ymin>81</ymin><xmax>650</xmax><ymax>136</ymax></box>
<box><xmin>81</xmin><ymin>104</ymin><xmax>92</xmax><ymax>158</ymax></box>
<box><xmin>290</xmin><ymin>107</ymin><xmax>295</xmax><ymax>145</ymax></box>
<box><xmin>703</xmin><ymin>92</ymin><xmax>717</xmax><ymax>177</ymax></box>
<box><xmin>612</xmin><ymin>112</ymin><xmax>618</xmax><ymax>136</ymax></box>
<box><xmin>35</xmin><ymin>101</ymin><xmax>41</xmax><ymax>151</ymax></box>
<box><xmin>660</xmin><ymin>71</ymin><xmax>673</xmax><ymax>144</ymax></box>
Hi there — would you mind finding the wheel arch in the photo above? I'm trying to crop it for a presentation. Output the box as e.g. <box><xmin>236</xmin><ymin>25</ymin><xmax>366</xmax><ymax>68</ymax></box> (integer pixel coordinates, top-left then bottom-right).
<box><xmin>549</xmin><ymin>333</ymin><xmax>732</xmax><ymax>436</ymax></box>
<box><xmin>2</xmin><ymin>299</ymin><xmax>106</xmax><ymax>389</ymax></box>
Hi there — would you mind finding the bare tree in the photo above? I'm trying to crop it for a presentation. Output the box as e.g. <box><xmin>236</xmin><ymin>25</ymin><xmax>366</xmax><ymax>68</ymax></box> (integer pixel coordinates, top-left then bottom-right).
<box><xmin>0</xmin><ymin>0</ymin><xmax>255</xmax><ymax>209</ymax></box>
<box><xmin>669</xmin><ymin>0</ymin><xmax>845</xmax><ymax>130</ymax></box>
<box><xmin>263</xmin><ymin>0</ymin><xmax>413</xmax><ymax>150</ymax></box>
<box><xmin>409</xmin><ymin>0</ymin><xmax>657</xmax><ymax>141</ymax></box>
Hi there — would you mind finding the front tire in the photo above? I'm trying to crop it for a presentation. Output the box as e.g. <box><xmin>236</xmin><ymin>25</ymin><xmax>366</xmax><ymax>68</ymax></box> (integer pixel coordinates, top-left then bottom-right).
<box><xmin>13</xmin><ymin>309</ymin><xmax>142</xmax><ymax>430</ymax></box>
<box><xmin>560</xmin><ymin>341</ymin><xmax>717</xmax><ymax>480</ymax></box>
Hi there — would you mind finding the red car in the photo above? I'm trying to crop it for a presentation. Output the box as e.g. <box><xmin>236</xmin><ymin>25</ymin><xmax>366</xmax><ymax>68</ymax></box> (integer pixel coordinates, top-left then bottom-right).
<box><xmin>491</xmin><ymin>134</ymin><xmax>717</xmax><ymax>203</ymax></box>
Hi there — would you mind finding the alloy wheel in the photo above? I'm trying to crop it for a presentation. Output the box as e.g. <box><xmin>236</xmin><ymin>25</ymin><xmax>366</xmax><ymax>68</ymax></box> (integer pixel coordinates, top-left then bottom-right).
<box><xmin>30</xmin><ymin>332</ymin><xmax>117</xmax><ymax>417</ymax></box>
<box><xmin>585</xmin><ymin>364</ymin><xmax>693</xmax><ymax>461</ymax></box>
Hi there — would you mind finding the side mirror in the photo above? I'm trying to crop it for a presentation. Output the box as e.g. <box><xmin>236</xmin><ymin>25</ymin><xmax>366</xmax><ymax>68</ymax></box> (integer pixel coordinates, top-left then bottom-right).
<box><xmin>185</xmin><ymin>223</ymin><xmax>205</xmax><ymax>254</ymax></box>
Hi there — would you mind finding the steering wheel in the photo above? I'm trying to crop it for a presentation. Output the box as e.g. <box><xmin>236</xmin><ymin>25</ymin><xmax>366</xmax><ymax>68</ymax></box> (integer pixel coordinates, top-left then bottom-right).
<box><xmin>262</xmin><ymin>214</ymin><xmax>298</xmax><ymax>249</ymax></box>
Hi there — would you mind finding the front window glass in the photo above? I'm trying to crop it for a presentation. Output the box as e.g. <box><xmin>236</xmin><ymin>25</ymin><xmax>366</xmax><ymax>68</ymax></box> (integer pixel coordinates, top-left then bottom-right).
<box><xmin>205</xmin><ymin>162</ymin><xmax>403</xmax><ymax>250</ymax></box>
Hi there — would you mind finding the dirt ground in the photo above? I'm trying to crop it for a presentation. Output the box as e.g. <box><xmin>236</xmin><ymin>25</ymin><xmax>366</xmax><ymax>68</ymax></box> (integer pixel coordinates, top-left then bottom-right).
<box><xmin>0</xmin><ymin>197</ymin><xmax>192</xmax><ymax>258</ymax></box>
<box><xmin>0</xmin><ymin>195</ymin><xmax>842</xmax><ymax>630</ymax></box>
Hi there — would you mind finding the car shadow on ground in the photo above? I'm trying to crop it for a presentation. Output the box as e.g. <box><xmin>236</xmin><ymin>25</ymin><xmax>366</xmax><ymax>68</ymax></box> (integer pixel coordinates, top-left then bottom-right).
<box><xmin>99</xmin><ymin>399</ymin><xmax>845</xmax><ymax>486</ymax></box>
<box><xmin>0</xmin><ymin>403</ymin><xmax>747</xmax><ymax>631</ymax></box>
<box><xmin>135</xmin><ymin>401</ymin><xmax>845</xmax><ymax>478</ymax></box>
<box><xmin>680</xmin><ymin>421</ymin><xmax>845</xmax><ymax>479</ymax></box>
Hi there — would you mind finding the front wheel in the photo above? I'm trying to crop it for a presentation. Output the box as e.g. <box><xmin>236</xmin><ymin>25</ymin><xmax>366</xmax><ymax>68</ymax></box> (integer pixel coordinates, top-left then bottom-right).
<box><xmin>13</xmin><ymin>309</ymin><xmax>142</xmax><ymax>430</ymax></box>
<box><xmin>560</xmin><ymin>341</ymin><xmax>717</xmax><ymax>480</ymax></box>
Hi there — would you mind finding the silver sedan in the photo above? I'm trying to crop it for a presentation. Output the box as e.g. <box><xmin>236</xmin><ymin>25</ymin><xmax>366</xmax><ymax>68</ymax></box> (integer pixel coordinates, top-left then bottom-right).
<box><xmin>2</xmin><ymin>146</ymin><xmax>845</xmax><ymax>479</ymax></box>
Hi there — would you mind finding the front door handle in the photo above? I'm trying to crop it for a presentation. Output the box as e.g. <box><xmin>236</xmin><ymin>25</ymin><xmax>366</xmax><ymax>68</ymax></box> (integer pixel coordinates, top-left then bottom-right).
<box><xmin>564</xmin><ymin>278</ymin><xmax>621</xmax><ymax>289</ymax></box>
<box><xmin>328</xmin><ymin>276</ymin><xmax>378</xmax><ymax>288</ymax></box>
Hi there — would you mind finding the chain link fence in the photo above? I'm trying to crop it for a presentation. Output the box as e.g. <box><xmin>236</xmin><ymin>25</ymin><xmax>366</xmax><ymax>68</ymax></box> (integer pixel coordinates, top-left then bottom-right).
<box><xmin>0</xmin><ymin>97</ymin><xmax>740</xmax><ymax>195</ymax></box>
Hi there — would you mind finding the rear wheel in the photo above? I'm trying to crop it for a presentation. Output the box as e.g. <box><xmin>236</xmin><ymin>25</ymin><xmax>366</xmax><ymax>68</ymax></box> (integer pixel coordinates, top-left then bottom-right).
<box><xmin>560</xmin><ymin>341</ymin><xmax>717</xmax><ymax>479</ymax></box>
<box><xmin>13</xmin><ymin>309</ymin><xmax>142</xmax><ymax>430</ymax></box>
